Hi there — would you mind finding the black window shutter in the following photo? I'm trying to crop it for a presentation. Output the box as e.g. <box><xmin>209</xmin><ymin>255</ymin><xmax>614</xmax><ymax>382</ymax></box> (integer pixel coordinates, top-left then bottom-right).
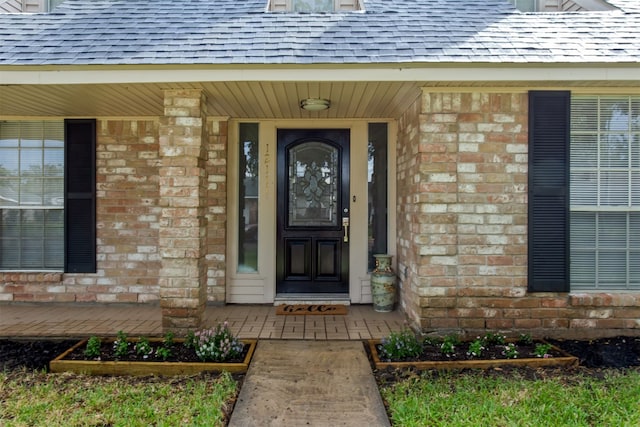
<box><xmin>528</xmin><ymin>91</ymin><xmax>570</xmax><ymax>292</ymax></box>
<box><xmin>65</xmin><ymin>119</ymin><xmax>96</xmax><ymax>273</ymax></box>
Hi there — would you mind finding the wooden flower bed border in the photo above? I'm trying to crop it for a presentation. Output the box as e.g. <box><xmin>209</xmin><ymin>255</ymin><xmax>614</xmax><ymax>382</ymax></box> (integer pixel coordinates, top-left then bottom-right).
<box><xmin>368</xmin><ymin>339</ymin><xmax>579</xmax><ymax>371</ymax></box>
<box><xmin>50</xmin><ymin>338</ymin><xmax>257</xmax><ymax>376</ymax></box>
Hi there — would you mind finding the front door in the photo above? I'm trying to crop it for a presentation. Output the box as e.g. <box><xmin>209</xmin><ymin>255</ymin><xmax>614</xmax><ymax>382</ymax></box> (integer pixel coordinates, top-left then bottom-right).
<box><xmin>276</xmin><ymin>129</ymin><xmax>350</xmax><ymax>294</ymax></box>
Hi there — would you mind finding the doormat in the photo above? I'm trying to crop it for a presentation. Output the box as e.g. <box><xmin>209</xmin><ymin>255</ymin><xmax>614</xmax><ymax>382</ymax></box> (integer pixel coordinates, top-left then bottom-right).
<box><xmin>276</xmin><ymin>304</ymin><xmax>348</xmax><ymax>315</ymax></box>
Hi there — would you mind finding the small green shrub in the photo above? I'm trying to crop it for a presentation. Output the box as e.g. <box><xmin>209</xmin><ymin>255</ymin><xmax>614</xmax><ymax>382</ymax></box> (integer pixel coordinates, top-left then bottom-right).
<box><xmin>84</xmin><ymin>336</ymin><xmax>102</xmax><ymax>358</ymax></box>
<box><xmin>113</xmin><ymin>330</ymin><xmax>130</xmax><ymax>359</ymax></box>
<box><xmin>184</xmin><ymin>330</ymin><xmax>197</xmax><ymax>349</ymax></box>
<box><xmin>466</xmin><ymin>338</ymin><xmax>484</xmax><ymax>358</ymax></box>
<box><xmin>379</xmin><ymin>329</ymin><xmax>423</xmax><ymax>360</ymax></box>
<box><xmin>439</xmin><ymin>334</ymin><xmax>460</xmax><ymax>356</ymax></box>
<box><xmin>534</xmin><ymin>343</ymin><xmax>553</xmax><ymax>358</ymax></box>
<box><xmin>518</xmin><ymin>333</ymin><xmax>533</xmax><ymax>345</ymax></box>
<box><xmin>135</xmin><ymin>337</ymin><xmax>153</xmax><ymax>359</ymax></box>
<box><xmin>502</xmin><ymin>343</ymin><xmax>519</xmax><ymax>359</ymax></box>
<box><xmin>150</xmin><ymin>331</ymin><xmax>175</xmax><ymax>360</ymax></box>
<box><xmin>163</xmin><ymin>331</ymin><xmax>175</xmax><ymax>347</ymax></box>
<box><xmin>155</xmin><ymin>346</ymin><xmax>171</xmax><ymax>361</ymax></box>
<box><xmin>440</xmin><ymin>341</ymin><xmax>455</xmax><ymax>356</ymax></box>
<box><xmin>484</xmin><ymin>332</ymin><xmax>506</xmax><ymax>345</ymax></box>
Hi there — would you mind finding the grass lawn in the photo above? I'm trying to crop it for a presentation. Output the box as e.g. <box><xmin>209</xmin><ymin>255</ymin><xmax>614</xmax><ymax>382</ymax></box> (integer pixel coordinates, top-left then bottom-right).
<box><xmin>381</xmin><ymin>368</ymin><xmax>640</xmax><ymax>427</ymax></box>
<box><xmin>0</xmin><ymin>370</ymin><xmax>238</xmax><ymax>426</ymax></box>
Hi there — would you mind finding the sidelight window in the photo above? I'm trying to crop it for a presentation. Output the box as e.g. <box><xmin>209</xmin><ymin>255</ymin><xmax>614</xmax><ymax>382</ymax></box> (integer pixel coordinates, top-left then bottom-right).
<box><xmin>238</xmin><ymin>123</ymin><xmax>259</xmax><ymax>274</ymax></box>
<box><xmin>368</xmin><ymin>123</ymin><xmax>388</xmax><ymax>271</ymax></box>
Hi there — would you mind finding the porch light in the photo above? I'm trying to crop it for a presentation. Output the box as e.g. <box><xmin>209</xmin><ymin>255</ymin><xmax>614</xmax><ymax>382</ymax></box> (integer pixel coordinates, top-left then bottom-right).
<box><xmin>300</xmin><ymin>98</ymin><xmax>330</xmax><ymax>111</ymax></box>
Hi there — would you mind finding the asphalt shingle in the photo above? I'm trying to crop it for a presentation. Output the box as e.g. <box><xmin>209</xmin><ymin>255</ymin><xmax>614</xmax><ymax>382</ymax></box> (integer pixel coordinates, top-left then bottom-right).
<box><xmin>0</xmin><ymin>0</ymin><xmax>638</xmax><ymax>66</ymax></box>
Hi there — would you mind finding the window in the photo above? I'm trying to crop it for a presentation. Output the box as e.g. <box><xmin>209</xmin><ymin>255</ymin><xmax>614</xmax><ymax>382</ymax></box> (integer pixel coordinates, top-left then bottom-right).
<box><xmin>0</xmin><ymin>121</ymin><xmax>64</xmax><ymax>270</ymax></box>
<box><xmin>268</xmin><ymin>0</ymin><xmax>363</xmax><ymax>12</ymax></box>
<box><xmin>238</xmin><ymin>123</ymin><xmax>259</xmax><ymax>274</ymax></box>
<box><xmin>529</xmin><ymin>92</ymin><xmax>639</xmax><ymax>292</ymax></box>
<box><xmin>508</xmin><ymin>0</ymin><xmax>615</xmax><ymax>12</ymax></box>
<box><xmin>0</xmin><ymin>119</ymin><xmax>96</xmax><ymax>273</ymax></box>
<box><xmin>570</xmin><ymin>96</ymin><xmax>640</xmax><ymax>290</ymax></box>
<box><xmin>368</xmin><ymin>123</ymin><xmax>388</xmax><ymax>271</ymax></box>
<box><xmin>508</xmin><ymin>0</ymin><xmax>537</xmax><ymax>12</ymax></box>
<box><xmin>0</xmin><ymin>0</ymin><xmax>66</xmax><ymax>13</ymax></box>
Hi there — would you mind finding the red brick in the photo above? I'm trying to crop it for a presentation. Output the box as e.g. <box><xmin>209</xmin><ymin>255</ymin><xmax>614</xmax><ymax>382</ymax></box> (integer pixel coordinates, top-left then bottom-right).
<box><xmin>529</xmin><ymin>309</ymin><xmax>560</xmax><ymax>319</ymax></box>
<box><xmin>487</xmin><ymin>256</ymin><xmax>514</xmax><ymax>266</ymax></box>
<box><xmin>514</xmin><ymin>319</ymin><xmax>541</xmax><ymax>329</ymax></box>
<box><xmin>542</xmin><ymin>318</ymin><xmax>569</xmax><ymax>329</ymax></box>
<box><xmin>430</xmin><ymin>318</ymin><xmax>460</xmax><ymax>329</ymax></box>
<box><xmin>75</xmin><ymin>294</ymin><xmax>97</xmax><ymax>303</ymax></box>
<box><xmin>485</xmin><ymin>319</ymin><xmax>514</xmax><ymax>329</ymax></box>
<box><xmin>569</xmin><ymin>319</ymin><xmax>597</xmax><ymax>329</ymax></box>
<box><xmin>596</xmin><ymin>319</ymin><xmax>626</xmax><ymax>329</ymax></box>
<box><xmin>459</xmin><ymin>318</ymin><xmax>486</xmax><ymax>329</ymax></box>
<box><xmin>614</xmin><ymin>308</ymin><xmax>640</xmax><ymax>318</ymax></box>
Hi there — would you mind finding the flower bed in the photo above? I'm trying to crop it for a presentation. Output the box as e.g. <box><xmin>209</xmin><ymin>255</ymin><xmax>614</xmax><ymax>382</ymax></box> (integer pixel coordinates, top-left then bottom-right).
<box><xmin>50</xmin><ymin>325</ymin><xmax>257</xmax><ymax>376</ymax></box>
<box><xmin>369</xmin><ymin>331</ymin><xmax>578</xmax><ymax>371</ymax></box>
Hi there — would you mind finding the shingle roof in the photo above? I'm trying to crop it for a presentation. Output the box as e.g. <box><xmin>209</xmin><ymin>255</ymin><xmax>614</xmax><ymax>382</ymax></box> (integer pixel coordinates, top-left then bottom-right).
<box><xmin>0</xmin><ymin>0</ymin><xmax>638</xmax><ymax>66</ymax></box>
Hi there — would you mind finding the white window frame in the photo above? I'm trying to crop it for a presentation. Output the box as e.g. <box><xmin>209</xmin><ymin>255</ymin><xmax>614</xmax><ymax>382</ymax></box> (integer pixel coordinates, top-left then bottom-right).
<box><xmin>268</xmin><ymin>0</ymin><xmax>363</xmax><ymax>12</ymax></box>
<box><xmin>570</xmin><ymin>95</ymin><xmax>640</xmax><ymax>290</ymax></box>
<box><xmin>0</xmin><ymin>120</ymin><xmax>65</xmax><ymax>271</ymax></box>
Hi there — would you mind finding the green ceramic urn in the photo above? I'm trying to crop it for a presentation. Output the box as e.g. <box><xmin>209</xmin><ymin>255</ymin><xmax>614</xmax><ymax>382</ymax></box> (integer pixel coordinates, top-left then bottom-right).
<box><xmin>371</xmin><ymin>254</ymin><xmax>396</xmax><ymax>312</ymax></box>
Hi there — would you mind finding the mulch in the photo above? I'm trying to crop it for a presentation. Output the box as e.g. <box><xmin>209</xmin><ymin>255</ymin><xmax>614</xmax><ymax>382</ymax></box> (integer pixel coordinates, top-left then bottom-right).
<box><xmin>370</xmin><ymin>335</ymin><xmax>640</xmax><ymax>387</ymax></box>
<box><xmin>2</xmin><ymin>335</ymin><xmax>640</xmax><ymax>373</ymax></box>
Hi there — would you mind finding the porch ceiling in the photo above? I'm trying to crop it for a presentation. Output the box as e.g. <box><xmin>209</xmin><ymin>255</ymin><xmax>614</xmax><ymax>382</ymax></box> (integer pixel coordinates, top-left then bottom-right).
<box><xmin>2</xmin><ymin>77</ymin><xmax>637</xmax><ymax>119</ymax></box>
<box><xmin>0</xmin><ymin>81</ymin><xmax>424</xmax><ymax>119</ymax></box>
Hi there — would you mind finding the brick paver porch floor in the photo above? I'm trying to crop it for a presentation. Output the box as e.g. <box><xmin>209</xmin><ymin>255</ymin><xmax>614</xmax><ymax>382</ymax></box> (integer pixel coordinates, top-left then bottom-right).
<box><xmin>0</xmin><ymin>304</ymin><xmax>406</xmax><ymax>340</ymax></box>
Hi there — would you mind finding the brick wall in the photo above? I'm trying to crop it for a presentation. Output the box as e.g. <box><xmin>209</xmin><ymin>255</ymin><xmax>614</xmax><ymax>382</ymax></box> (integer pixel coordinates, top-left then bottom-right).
<box><xmin>158</xmin><ymin>89</ymin><xmax>209</xmax><ymax>331</ymax></box>
<box><xmin>0</xmin><ymin>96</ymin><xmax>229</xmax><ymax>313</ymax></box>
<box><xmin>399</xmin><ymin>90</ymin><xmax>640</xmax><ymax>339</ymax></box>
<box><xmin>396</xmin><ymin>97</ymin><xmax>423</xmax><ymax>327</ymax></box>
<box><xmin>205</xmin><ymin>119</ymin><xmax>228</xmax><ymax>303</ymax></box>
<box><xmin>0</xmin><ymin>119</ymin><xmax>162</xmax><ymax>303</ymax></box>
<box><xmin>92</xmin><ymin>119</ymin><xmax>162</xmax><ymax>304</ymax></box>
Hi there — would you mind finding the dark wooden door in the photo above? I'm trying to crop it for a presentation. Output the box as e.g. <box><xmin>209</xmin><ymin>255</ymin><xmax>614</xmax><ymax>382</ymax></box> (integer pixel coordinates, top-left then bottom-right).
<box><xmin>276</xmin><ymin>129</ymin><xmax>350</xmax><ymax>294</ymax></box>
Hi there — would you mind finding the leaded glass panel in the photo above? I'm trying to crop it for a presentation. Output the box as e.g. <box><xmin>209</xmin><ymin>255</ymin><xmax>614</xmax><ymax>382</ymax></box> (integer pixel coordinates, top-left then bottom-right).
<box><xmin>288</xmin><ymin>142</ymin><xmax>338</xmax><ymax>227</ymax></box>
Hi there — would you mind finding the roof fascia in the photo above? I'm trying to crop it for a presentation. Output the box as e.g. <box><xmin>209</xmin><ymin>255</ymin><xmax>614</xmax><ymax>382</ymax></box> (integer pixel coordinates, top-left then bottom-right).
<box><xmin>1</xmin><ymin>65</ymin><xmax>639</xmax><ymax>85</ymax></box>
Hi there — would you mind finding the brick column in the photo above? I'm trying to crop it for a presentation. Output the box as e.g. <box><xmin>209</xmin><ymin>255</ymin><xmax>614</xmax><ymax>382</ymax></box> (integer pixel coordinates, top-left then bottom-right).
<box><xmin>415</xmin><ymin>92</ymin><xmax>460</xmax><ymax>329</ymax></box>
<box><xmin>158</xmin><ymin>89</ymin><xmax>208</xmax><ymax>332</ymax></box>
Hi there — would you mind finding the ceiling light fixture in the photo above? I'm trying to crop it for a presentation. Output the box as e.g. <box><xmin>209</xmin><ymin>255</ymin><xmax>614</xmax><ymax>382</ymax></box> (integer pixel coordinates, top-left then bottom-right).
<box><xmin>300</xmin><ymin>98</ymin><xmax>330</xmax><ymax>111</ymax></box>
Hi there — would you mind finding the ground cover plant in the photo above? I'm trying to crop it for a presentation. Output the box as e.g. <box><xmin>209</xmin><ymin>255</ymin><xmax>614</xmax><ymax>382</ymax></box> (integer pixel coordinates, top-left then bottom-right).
<box><xmin>379</xmin><ymin>367</ymin><xmax>640</xmax><ymax>427</ymax></box>
<box><xmin>376</xmin><ymin>330</ymin><xmax>567</xmax><ymax>362</ymax></box>
<box><xmin>0</xmin><ymin>327</ymin><xmax>246</xmax><ymax>427</ymax></box>
<box><xmin>62</xmin><ymin>322</ymin><xmax>248</xmax><ymax>363</ymax></box>
<box><xmin>0</xmin><ymin>369</ymin><xmax>238</xmax><ymax>426</ymax></box>
<box><xmin>375</xmin><ymin>335</ymin><xmax>640</xmax><ymax>426</ymax></box>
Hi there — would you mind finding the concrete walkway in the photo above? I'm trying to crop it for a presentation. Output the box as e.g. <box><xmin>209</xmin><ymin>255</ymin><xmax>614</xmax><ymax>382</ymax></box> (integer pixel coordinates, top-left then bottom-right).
<box><xmin>229</xmin><ymin>340</ymin><xmax>390</xmax><ymax>427</ymax></box>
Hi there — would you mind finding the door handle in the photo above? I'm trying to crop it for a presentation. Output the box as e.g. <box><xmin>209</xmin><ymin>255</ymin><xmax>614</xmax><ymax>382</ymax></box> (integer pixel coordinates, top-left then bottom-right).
<box><xmin>342</xmin><ymin>217</ymin><xmax>349</xmax><ymax>243</ymax></box>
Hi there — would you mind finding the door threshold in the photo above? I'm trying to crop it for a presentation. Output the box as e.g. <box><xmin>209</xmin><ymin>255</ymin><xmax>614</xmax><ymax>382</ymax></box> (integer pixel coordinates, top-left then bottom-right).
<box><xmin>274</xmin><ymin>293</ymin><xmax>350</xmax><ymax>306</ymax></box>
